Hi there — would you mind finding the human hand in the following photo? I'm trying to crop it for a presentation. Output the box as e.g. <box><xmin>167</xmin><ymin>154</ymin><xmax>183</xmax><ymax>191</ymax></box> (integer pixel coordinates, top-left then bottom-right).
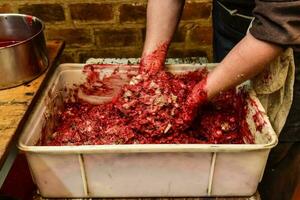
<box><xmin>182</xmin><ymin>79</ymin><xmax>208</xmax><ymax>125</ymax></box>
<box><xmin>139</xmin><ymin>42</ymin><xmax>169</xmax><ymax>75</ymax></box>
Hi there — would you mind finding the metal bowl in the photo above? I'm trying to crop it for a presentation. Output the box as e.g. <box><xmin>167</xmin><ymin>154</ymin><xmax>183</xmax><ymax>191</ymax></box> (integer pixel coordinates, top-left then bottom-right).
<box><xmin>0</xmin><ymin>14</ymin><xmax>48</xmax><ymax>89</ymax></box>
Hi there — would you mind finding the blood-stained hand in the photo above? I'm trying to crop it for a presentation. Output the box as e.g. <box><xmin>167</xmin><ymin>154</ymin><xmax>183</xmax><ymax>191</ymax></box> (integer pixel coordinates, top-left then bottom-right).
<box><xmin>182</xmin><ymin>78</ymin><xmax>208</xmax><ymax>125</ymax></box>
<box><xmin>139</xmin><ymin>42</ymin><xmax>169</xmax><ymax>75</ymax></box>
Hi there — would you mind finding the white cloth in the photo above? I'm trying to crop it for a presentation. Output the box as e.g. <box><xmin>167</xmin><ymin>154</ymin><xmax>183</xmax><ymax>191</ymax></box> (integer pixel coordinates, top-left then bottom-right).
<box><xmin>252</xmin><ymin>48</ymin><xmax>295</xmax><ymax>135</ymax></box>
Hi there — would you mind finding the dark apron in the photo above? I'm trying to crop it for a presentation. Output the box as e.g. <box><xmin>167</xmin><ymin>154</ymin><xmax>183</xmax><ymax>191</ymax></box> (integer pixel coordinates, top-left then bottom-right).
<box><xmin>212</xmin><ymin>0</ymin><xmax>253</xmax><ymax>62</ymax></box>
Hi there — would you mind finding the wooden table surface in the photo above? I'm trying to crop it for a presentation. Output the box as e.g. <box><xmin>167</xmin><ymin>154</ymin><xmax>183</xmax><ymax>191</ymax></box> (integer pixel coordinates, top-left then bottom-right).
<box><xmin>0</xmin><ymin>40</ymin><xmax>65</xmax><ymax>167</ymax></box>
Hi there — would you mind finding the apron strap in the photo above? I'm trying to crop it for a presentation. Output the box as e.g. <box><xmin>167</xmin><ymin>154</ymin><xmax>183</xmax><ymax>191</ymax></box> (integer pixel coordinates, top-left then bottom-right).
<box><xmin>217</xmin><ymin>1</ymin><xmax>254</xmax><ymax>20</ymax></box>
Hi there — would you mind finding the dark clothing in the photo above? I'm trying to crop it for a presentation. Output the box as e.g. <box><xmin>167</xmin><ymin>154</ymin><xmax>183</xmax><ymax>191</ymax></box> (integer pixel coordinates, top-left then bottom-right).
<box><xmin>259</xmin><ymin>51</ymin><xmax>300</xmax><ymax>200</ymax></box>
<box><xmin>250</xmin><ymin>0</ymin><xmax>300</xmax><ymax>52</ymax></box>
<box><xmin>212</xmin><ymin>1</ymin><xmax>300</xmax><ymax>199</ymax></box>
<box><xmin>214</xmin><ymin>0</ymin><xmax>300</xmax><ymax>141</ymax></box>
<box><xmin>280</xmin><ymin>53</ymin><xmax>300</xmax><ymax>141</ymax></box>
<box><xmin>213</xmin><ymin>1</ymin><xmax>252</xmax><ymax>61</ymax></box>
<box><xmin>219</xmin><ymin>0</ymin><xmax>255</xmax><ymax>16</ymax></box>
<box><xmin>219</xmin><ymin>0</ymin><xmax>300</xmax><ymax>52</ymax></box>
<box><xmin>258</xmin><ymin>142</ymin><xmax>300</xmax><ymax>200</ymax></box>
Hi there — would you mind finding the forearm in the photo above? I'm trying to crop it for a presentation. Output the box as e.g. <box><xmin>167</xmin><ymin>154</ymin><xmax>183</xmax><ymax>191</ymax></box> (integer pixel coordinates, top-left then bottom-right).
<box><xmin>206</xmin><ymin>33</ymin><xmax>282</xmax><ymax>99</ymax></box>
<box><xmin>142</xmin><ymin>0</ymin><xmax>184</xmax><ymax>56</ymax></box>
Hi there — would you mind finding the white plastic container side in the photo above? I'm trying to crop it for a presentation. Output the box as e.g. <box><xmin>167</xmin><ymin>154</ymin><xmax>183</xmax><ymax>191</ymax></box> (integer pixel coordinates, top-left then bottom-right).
<box><xmin>18</xmin><ymin>63</ymin><xmax>278</xmax><ymax>198</ymax></box>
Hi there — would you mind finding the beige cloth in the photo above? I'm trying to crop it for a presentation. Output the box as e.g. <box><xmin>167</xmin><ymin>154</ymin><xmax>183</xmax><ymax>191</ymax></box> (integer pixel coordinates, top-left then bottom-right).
<box><xmin>252</xmin><ymin>48</ymin><xmax>295</xmax><ymax>136</ymax></box>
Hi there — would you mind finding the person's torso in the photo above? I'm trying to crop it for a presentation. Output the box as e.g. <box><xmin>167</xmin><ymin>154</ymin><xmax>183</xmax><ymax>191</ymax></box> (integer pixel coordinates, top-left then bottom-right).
<box><xmin>218</xmin><ymin>0</ymin><xmax>255</xmax><ymax>16</ymax></box>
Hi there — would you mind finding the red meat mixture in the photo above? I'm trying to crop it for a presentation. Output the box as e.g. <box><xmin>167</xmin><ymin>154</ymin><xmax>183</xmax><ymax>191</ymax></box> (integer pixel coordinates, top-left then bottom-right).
<box><xmin>42</xmin><ymin>64</ymin><xmax>254</xmax><ymax>146</ymax></box>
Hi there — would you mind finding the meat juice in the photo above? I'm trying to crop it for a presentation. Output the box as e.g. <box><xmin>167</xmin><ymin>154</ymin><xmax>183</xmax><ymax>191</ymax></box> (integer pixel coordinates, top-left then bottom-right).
<box><xmin>41</xmin><ymin>64</ymin><xmax>256</xmax><ymax>146</ymax></box>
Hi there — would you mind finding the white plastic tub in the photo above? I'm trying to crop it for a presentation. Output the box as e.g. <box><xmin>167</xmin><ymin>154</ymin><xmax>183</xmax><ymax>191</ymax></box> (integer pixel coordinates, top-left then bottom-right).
<box><xmin>18</xmin><ymin>63</ymin><xmax>277</xmax><ymax>198</ymax></box>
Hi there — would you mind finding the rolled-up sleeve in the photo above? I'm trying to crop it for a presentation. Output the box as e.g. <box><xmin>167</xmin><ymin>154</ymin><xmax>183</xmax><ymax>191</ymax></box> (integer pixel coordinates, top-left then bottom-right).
<box><xmin>250</xmin><ymin>0</ymin><xmax>300</xmax><ymax>51</ymax></box>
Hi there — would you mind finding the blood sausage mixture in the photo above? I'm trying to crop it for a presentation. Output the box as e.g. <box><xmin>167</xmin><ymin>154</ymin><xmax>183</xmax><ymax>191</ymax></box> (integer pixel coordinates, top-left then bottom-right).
<box><xmin>42</xmin><ymin>64</ymin><xmax>255</xmax><ymax>146</ymax></box>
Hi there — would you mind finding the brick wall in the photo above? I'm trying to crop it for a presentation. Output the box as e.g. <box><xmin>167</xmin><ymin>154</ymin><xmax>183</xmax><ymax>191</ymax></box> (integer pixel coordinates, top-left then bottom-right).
<box><xmin>0</xmin><ymin>0</ymin><xmax>212</xmax><ymax>63</ymax></box>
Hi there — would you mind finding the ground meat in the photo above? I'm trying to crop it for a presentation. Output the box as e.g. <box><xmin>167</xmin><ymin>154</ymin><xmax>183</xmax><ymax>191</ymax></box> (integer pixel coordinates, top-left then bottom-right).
<box><xmin>189</xmin><ymin>89</ymin><xmax>254</xmax><ymax>144</ymax></box>
<box><xmin>42</xmin><ymin>64</ymin><xmax>254</xmax><ymax>146</ymax></box>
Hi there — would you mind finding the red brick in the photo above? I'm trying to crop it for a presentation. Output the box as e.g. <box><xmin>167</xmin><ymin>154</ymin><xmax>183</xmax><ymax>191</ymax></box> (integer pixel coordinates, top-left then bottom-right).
<box><xmin>0</xmin><ymin>4</ymin><xmax>12</xmax><ymax>13</ymax></box>
<box><xmin>79</xmin><ymin>48</ymin><xmax>141</xmax><ymax>63</ymax></box>
<box><xmin>119</xmin><ymin>4</ymin><xmax>146</xmax><ymax>23</ymax></box>
<box><xmin>189</xmin><ymin>26</ymin><xmax>212</xmax><ymax>45</ymax></box>
<box><xmin>168</xmin><ymin>48</ymin><xmax>208</xmax><ymax>58</ymax></box>
<box><xmin>19</xmin><ymin>4</ymin><xmax>65</xmax><ymax>22</ymax></box>
<box><xmin>46</xmin><ymin>28</ymin><xmax>92</xmax><ymax>47</ymax></box>
<box><xmin>70</xmin><ymin>4</ymin><xmax>113</xmax><ymax>21</ymax></box>
<box><xmin>182</xmin><ymin>2</ymin><xmax>211</xmax><ymax>20</ymax></box>
<box><xmin>95</xmin><ymin>28</ymin><xmax>141</xmax><ymax>47</ymax></box>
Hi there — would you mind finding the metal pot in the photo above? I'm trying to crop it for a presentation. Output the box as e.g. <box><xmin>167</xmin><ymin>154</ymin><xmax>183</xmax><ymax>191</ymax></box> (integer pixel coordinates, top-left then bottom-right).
<box><xmin>0</xmin><ymin>14</ymin><xmax>48</xmax><ymax>89</ymax></box>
